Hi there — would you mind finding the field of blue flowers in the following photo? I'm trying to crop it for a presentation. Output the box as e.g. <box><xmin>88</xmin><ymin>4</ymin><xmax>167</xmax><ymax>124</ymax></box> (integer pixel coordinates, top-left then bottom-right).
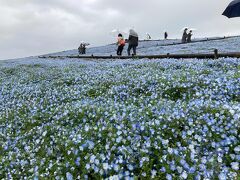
<box><xmin>0</xmin><ymin>57</ymin><xmax>239</xmax><ymax>179</ymax></box>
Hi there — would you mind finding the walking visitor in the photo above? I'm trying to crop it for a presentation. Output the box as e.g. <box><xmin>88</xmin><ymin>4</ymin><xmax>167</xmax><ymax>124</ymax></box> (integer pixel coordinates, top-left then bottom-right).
<box><xmin>127</xmin><ymin>29</ymin><xmax>139</xmax><ymax>56</ymax></box>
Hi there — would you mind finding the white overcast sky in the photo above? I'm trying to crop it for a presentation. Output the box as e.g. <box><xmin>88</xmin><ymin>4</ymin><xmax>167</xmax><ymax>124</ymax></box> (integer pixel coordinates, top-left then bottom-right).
<box><xmin>0</xmin><ymin>0</ymin><xmax>239</xmax><ymax>60</ymax></box>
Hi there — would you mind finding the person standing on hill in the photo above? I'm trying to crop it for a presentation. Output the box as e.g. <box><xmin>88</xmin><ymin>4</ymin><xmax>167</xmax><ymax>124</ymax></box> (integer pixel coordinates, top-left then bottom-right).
<box><xmin>187</xmin><ymin>30</ymin><xmax>193</xmax><ymax>43</ymax></box>
<box><xmin>127</xmin><ymin>29</ymin><xmax>139</xmax><ymax>56</ymax></box>
<box><xmin>116</xmin><ymin>33</ymin><xmax>125</xmax><ymax>56</ymax></box>
<box><xmin>78</xmin><ymin>43</ymin><xmax>84</xmax><ymax>54</ymax></box>
<box><xmin>78</xmin><ymin>42</ymin><xmax>90</xmax><ymax>54</ymax></box>
<box><xmin>164</xmin><ymin>32</ymin><xmax>168</xmax><ymax>40</ymax></box>
<box><xmin>182</xmin><ymin>28</ymin><xmax>188</xmax><ymax>43</ymax></box>
<box><xmin>146</xmin><ymin>33</ymin><xmax>151</xmax><ymax>40</ymax></box>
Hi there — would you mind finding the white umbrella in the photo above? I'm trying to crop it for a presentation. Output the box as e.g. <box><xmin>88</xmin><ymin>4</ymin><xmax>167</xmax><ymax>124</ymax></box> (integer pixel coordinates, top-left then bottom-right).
<box><xmin>80</xmin><ymin>41</ymin><xmax>90</xmax><ymax>46</ymax></box>
<box><xmin>181</xmin><ymin>27</ymin><xmax>189</xmax><ymax>31</ymax></box>
<box><xmin>110</xmin><ymin>29</ymin><xmax>119</xmax><ymax>35</ymax></box>
<box><xmin>189</xmin><ymin>28</ymin><xmax>197</xmax><ymax>31</ymax></box>
<box><xmin>111</xmin><ymin>29</ymin><xmax>119</xmax><ymax>33</ymax></box>
<box><xmin>110</xmin><ymin>29</ymin><xmax>127</xmax><ymax>37</ymax></box>
<box><xmin>110</xmin><ymin>29</ymin><xmax>119</xmax><ymax>37</ymax></box>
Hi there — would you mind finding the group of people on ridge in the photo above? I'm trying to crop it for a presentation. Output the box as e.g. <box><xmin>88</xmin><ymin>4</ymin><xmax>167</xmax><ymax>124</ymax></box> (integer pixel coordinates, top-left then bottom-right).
<box><xmin>78</xmin><ymin>42</ymin><xmax>90</xmax><ymax>54</ymax></box>
<box><xmin>182</xmin><ymin>28</ymin><xmax>193</xmax><ymax>43</ymax></box>
<box><xmin>116</xmin><ymin>29</ymin><xmax>139</xmax><ymax>56</ymax></box>
<box><xmin>78</xmin><ymin>28</ymin><xmax>193</xmax><ymax>56</ymax></box>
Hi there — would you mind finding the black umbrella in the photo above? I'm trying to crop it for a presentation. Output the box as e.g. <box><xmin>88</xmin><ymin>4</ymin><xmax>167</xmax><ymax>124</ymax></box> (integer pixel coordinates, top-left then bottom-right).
<box><xmin>223</xmin><ymin>0</ymin><xmax>240</xmax><ymax>18</ymax></box>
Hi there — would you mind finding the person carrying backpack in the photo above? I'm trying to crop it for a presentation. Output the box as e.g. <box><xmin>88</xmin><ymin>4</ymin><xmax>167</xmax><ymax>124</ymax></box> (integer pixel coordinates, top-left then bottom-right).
<box><xmin>116</xmin><ymin>33</ymin><xmax>125</xmax><ymax>56</ymax></box>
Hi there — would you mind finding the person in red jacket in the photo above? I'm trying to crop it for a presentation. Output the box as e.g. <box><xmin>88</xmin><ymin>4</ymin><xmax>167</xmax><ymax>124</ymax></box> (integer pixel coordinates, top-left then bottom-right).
<box><xmin>116</xmin><ymin>33</ymin><xmax>125</xmax><ymax>56</ymax></box>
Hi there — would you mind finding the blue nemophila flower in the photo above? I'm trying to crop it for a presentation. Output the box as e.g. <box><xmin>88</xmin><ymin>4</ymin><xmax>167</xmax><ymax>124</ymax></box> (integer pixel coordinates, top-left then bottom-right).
<box><xmin>236</xmin><ymin>155</ymin><xmax>240</xmax><ymax>161</ymax></box>
<box><xmin>151</xmin><ymin>170</ymin><xmax>157</xmax><ymax>178</ymax></box>
<box><xmin>234</xmin><ymin>146</ymin><xmax>240</xmax><ymax>153</ymax></box>
<box><xmin>189</xmin><ymin>166</ymin><xmax>196</xmax><ymax>174</ymax></box>
<box><xmin>194</xmin><ymin>174</ymin><xmax>201</xmax><ymax>180</ymax></box>
<box><xmin>160</xmin><ymin>167</ymin><xmax>166</xmax><ymax>172</ymax></box>
<box><xmin>113</xmin><ymin>164</ymin><xmax>119</xmax><ymax>172</ymax></box>
<box><xmin>127</xmin><ymin>165</ymin><xmax>134</xmax><ymax>171</ymax></box>
<box><xmin>66</xmin><ymin>172</ymin><xmax>73</xmax><ymax>180</ymax></box>
<box><xmin>166</xmin><ymin>174</ymin><xmax>172</xmax><ymax>180</ymax></box>
<box><xmin>75</xmin><ymin>158</ymin><xmax>80</xmax><ymax>166</ymax></box>
<box><xmin>85</xmin><ymin>164</ymin><xmax>91</xmax><ymax>170</ymax></box>
<box><xmin>180</xmin><ymin>171</ymin><xmax>188</xmax><ymax>179</ymax></box>
<box><xmin>231</xmin><ymin>162</ymin><xmax>239</xmax><ymax>171</ymax></box>
<box><xmin>141</xmin><ymin>172</ymin><xmax>146</xmax><ymax>177</ymax></box>
<box><xmin>103</xmin><ymin>163</ymin><xmax>109</xmax><ymax>170</ymax></box>
<box><xmin>218</xmin><ymin>156</ymin><xmax>223</xmax><ymax>163</ymax></box>
<box><xmin>170</xmin><ymin>163</ymin><xmax>176</xmax><ymax>171</ymax></box>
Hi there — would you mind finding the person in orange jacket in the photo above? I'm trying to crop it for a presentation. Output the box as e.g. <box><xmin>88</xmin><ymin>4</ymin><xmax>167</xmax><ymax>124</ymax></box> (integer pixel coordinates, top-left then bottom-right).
<box><xmin>116</xmin><ymin>33</ymin><xmax>125</xmax><ymax>56</ymax></box>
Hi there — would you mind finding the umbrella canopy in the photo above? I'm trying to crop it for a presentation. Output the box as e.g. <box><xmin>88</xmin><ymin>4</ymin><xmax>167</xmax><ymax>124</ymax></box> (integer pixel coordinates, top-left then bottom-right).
<box><xmin>110</xmin><ymin>29</ymin><xmax>120</xmax><ymax>36</ymax></box>
<box><xmin>189</xmin><ymin>28</ymin><xmax>197</xmax><ymax>31</ymax></box>
<box><xmin>180</xmin><ymin>27</ymin><xmax>189</xmax><ymax>32</ymax></box>
<box><xmin>80</xmin><ymin>41</ymin><xmax>90</xmax><ymax>46</ymax></box>
<box><xmin>223</xmin><ymin>0</ymin><xmax>240</xmax><ymax>18</ymax></box>
<box><xmin>110</xmin><ymin>29</ymin><xmax>127</xmax><ymax>37</ymax></box>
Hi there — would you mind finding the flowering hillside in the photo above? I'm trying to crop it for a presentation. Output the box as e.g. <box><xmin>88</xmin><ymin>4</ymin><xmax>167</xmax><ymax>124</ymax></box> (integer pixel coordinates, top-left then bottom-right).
<box><xmin>0</xmin><ymin>40</ymin><xmax>240</xmax><ymax>179</ymax></box>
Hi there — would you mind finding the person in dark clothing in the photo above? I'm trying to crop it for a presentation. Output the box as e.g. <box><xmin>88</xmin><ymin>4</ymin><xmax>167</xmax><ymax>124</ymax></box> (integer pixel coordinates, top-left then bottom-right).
<box><xmin>82</xmin><ymin>44</ymin><xmax>86</xmax><ymax>54</ymax></box>
<box><xmin>78</xmin><ymin>44</ymin><xmax>83</xmax><ymax>54</ymax></box>
<box><xmin>182</xmin><ymin>28</ymin><xmax>188</xmax><ymax>43</ymax></box>
<box><xmin>116</xmin><ymin>34</ymin><xmax>125</xmax><ymax>56</ymax></box>
<box><xmin>164</xmin><ymin>32</ymin><xmax>168</xmax><ymax>40</ymax></box>
<box><xmin>187</xmin><ymin>30</ymin><xmax>193</xmax><ymax>43</ymax></box>
<box><xmin>78</xmin><ymin>43</ymin><xmax>86</xmax><ymax>54</ymax></box>
<box><xmin>78</xmin><ymin>42</ymin><xmax>90</xmax><ymax>54</ymax></box>
<box><xmin>127</xmin><ymin>29</ymin><xmax>139</xmax><ymax>56</ymax></box>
